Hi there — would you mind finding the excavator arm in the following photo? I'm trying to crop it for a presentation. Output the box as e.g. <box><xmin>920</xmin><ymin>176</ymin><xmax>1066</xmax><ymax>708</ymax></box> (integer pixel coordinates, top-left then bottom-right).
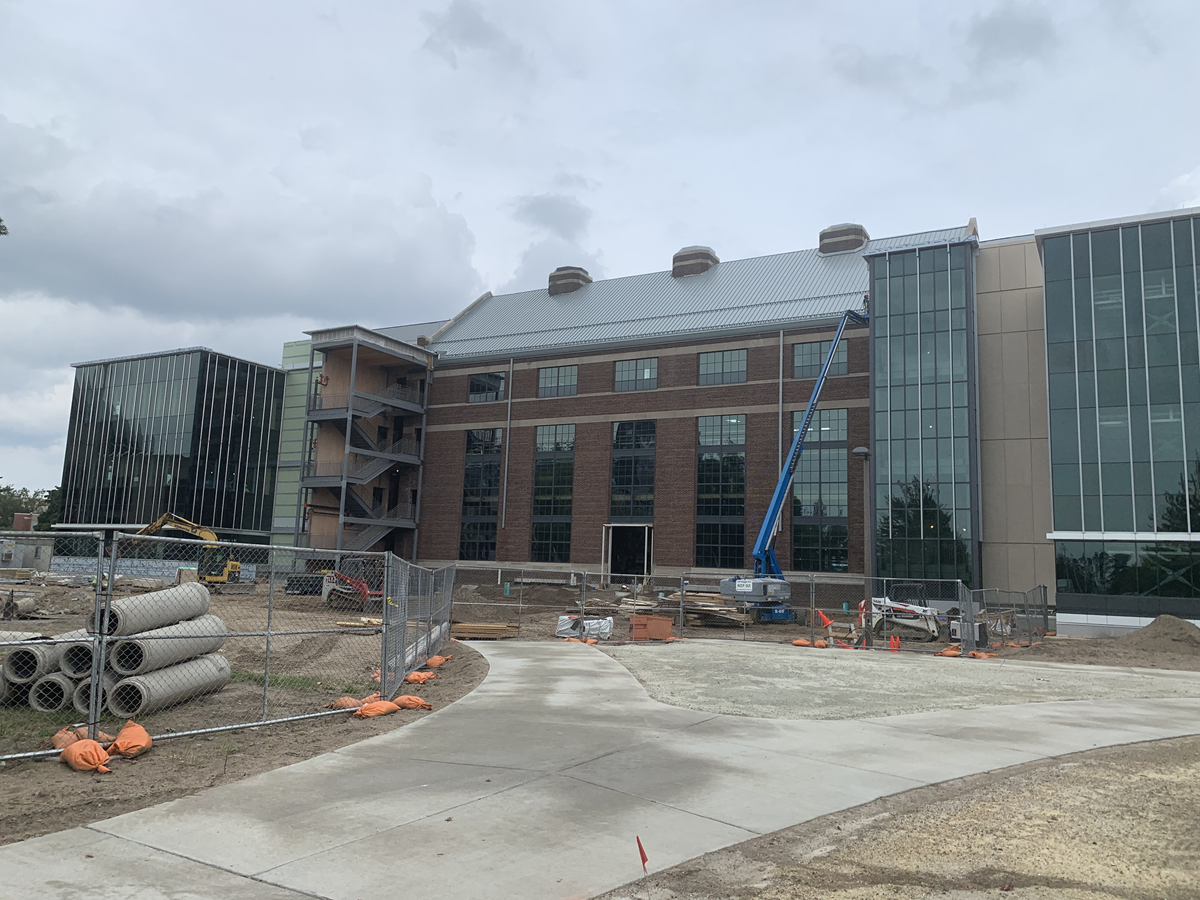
<box><xmin>137</xmin><ymin>513</ymin><xmax>220</xmax><ymax>543</ymax></box>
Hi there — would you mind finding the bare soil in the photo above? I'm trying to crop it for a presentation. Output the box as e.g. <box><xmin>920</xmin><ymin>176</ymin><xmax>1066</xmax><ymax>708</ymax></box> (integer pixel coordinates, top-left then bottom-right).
<box><xmin>599</xmin><ymin>735</ymin><xmax>1200</xmax><ymax>900</ymax></box>
<box><xmin>995</xmin><ymin>614</ymin><xmax>1200</xmax><ymax>671</ymax></box>
<box><xmin>0</xmin><ymin>641</ymin><xmax>487</xmax><ymax>847</ymax></box>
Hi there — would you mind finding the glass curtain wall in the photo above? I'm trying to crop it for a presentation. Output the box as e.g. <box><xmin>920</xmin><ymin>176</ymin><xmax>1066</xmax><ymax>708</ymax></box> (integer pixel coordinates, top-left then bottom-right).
<box><xmin>869</xmin><ymin>243</ymin><xmax>979</xmax><ymax>585</ymax></box>
<box><xmin>61</xmin><ymin>350</ymin><xmax>283</xmax><ymax>537</ymax></box>
<box><xmin>1044</xmin><ymin>214</ymin><xmax>1200</xmax><ymax>610</ymax></box>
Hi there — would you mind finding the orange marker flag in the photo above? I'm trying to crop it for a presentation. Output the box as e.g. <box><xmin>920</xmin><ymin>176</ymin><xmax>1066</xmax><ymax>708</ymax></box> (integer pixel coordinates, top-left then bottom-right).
<box><xmin>636</xmin><ymin>836</ymin><xmax>648</xmax><ymax>873</ymax></box>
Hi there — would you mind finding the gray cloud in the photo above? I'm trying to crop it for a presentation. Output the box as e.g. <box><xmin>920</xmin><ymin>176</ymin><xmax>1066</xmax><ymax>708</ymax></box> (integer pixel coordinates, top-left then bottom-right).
<box><xmin>829</xmin><ymin>47</ymin><xmax>933</xmax><ymax>94</ymax></box>
<box><xmin>510</xmin><ymin>193</ymin><xmax>592</xmax><ymax>243</ymax></box>
<box><xmin>498</xmin><ymin>237</ymin><xmax>605</xmax><ymax>295</ymax></box>
<box><xmin>967</xmin><ymin>2</ymin><xmax>1059</xmax><ymax>68</ymax></box>
<box><xmin>419</xmin><ymin>0</ymin><xmax>531</xmax><ymax>73</ymax></box>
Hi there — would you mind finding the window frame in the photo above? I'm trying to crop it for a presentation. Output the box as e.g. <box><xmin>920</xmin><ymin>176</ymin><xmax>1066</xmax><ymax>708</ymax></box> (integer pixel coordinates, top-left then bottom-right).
<box><xmin>538</xmin><ymin>365</ymin><xmax>579</xmax><ymax>398</ymax></box>
<box><xmin>468</xmin><ymin>372</ymin><xmax>506</xmax><ymax>403</ymax></box>
<box><xmin>615</xmin><ymin>357</ymin><xmax>659</xmax><ymax>392</ymax></box>
<box><xmin>698</xmin><ymin>349</ymin><xmax>747</xmax><ymax>386</ymax></box>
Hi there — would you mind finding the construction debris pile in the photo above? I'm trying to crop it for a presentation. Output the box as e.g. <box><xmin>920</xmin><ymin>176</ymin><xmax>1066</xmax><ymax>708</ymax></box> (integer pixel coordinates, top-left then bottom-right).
<box><xmin>0</xmin><ymin>583</ymin><xmax>231</xmax><ymax>718</ymax></box>
<box><xmin>585</xmin><ymin>589</ymin><xmax>755</xmax><ymax>628</ymax></box>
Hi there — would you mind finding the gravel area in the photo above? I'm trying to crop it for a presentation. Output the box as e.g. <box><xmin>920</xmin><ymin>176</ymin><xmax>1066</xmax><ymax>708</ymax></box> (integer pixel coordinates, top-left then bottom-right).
<box><xmin>602</xmin><ymin>639</ymin><xmax>1200</xmax><ymax>720</ymax></box>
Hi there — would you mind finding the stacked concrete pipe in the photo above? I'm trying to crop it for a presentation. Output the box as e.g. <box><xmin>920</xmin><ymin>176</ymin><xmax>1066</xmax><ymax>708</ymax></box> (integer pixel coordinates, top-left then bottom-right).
<box><xmin>109</xmin><ymin>615</ymin><xmax>227</xmax><ymax>676</ymax></box>
<box><xmin>100</xmin><ymin>583</ymin><xmax>211</xmax><ymax>636</ymax></box>
<box><xmin>29</xmin><ymin>671</ymin><xmax>77</xmax><ymax>712</ymax></box>
<box><xmin>73</xmin><ymin>672</ymin><xmax>118</xmax><ymax>716</ymax></box>
<box><xmin>58</xmin><ymin>634</ymin><xmax>99</xmax><ymax>679</ymax></box>
<box><xmin>109</xmin><ymin>653</ymin><xmax>231</xmax><ymax>717</ymax></box>
<box><xmin>1</xmin><ymin>630</ymin><xmax>88</xmax><ymax>685</ymax></box>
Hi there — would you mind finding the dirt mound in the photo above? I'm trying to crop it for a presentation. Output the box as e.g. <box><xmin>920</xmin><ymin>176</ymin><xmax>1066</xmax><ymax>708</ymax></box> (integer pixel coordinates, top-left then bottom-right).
<box><xmin>1119</xmin><ymin>615</ymin><xmax>1200</xmax><ymax>655</ymax></box>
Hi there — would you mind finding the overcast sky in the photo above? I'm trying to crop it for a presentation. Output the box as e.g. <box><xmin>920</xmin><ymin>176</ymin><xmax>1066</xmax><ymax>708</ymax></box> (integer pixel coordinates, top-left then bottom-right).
<box><xmin>1</xmin><ymin>0</ymin><xmax>1197</xmax><ymax>490</ymax></box>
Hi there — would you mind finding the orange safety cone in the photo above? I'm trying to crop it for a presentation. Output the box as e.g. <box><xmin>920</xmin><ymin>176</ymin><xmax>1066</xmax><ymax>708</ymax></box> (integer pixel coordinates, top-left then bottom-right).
<box><xmin>889</xmin><ymin>635</ymin><xmax>900</xmax><ymax>652</ymax></box>
<box><xmin>816</xmin><ymin>609</ymin><xmax>834</xmax><ymax>628</ymax></box>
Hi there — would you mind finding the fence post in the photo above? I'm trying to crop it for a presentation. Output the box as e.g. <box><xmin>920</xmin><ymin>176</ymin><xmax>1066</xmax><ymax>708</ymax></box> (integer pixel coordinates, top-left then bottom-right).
<box><xmin>86</xmin><ymin>532</ymin><xmax>108</xmax><ymax>741</ymax></box>
<box><xmin>809</xmin><ymin>576</ymin><xmax>816</xmax><ymax>644</ymax></box>
<box><xmin>263</xmin><ymin>546</ymin><xmax>276</xmax><ymax>721</ymax></box>
<box><xmin>678</xmin><ymin>577</ymin><xmax>684</xmax><ymax>638</ymax></box>
<box><xmin>517</xmin><ymin>569</ymin><xmax>524</xmax><ymax>637</ymax></box>
<box><xmin>1042</xmin><ymin>585</ymin><xmax>1050</xmax><ymax>635</ymax></box>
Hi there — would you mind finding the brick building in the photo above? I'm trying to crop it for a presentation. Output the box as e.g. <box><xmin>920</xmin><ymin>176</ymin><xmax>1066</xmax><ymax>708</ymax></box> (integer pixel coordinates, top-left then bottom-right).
<box><xmin>304</xmin><ymin>222</ymin><xmax>984</xmax><ymax>580</ymax></box>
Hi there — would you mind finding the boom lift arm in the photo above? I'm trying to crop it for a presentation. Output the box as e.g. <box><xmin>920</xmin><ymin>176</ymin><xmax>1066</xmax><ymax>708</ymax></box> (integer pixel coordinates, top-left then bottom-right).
<box><xmin>752</xmin><ymin>308</ymin><xmax>868</xmax><ymax>577</ymax></box>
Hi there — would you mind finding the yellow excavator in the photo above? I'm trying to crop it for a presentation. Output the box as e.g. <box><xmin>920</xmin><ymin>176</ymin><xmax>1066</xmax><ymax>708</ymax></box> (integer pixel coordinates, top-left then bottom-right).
<box><xmin>135</xmin><ymin>514</ymin><xmax>241</xmax><ymax>584</ymax></box>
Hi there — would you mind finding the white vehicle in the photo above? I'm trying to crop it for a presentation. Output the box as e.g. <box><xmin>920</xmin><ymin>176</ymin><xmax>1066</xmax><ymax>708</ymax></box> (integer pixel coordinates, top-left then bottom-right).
<box><xmin>862</xmin><ymin>596</ymin><xmax>941</xmax><ymax>642</ymax></box>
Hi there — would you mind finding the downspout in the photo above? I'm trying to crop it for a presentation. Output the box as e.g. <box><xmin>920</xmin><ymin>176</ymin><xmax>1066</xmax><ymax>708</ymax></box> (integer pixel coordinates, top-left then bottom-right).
<box><xmin>501</xmin><ymin>357</ymin><xmax>514</xmax><ymax>528</ymax></box>
<box><xmin>336</xmin><ymin>340</ymin><xmax>359</xmax><ymax>551</ymax></box>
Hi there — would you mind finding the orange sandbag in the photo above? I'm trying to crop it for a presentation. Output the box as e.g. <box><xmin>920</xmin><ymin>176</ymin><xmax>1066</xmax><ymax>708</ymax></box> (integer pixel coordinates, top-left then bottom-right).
<box><xmin>425</xmin><ymin>655</ymin><xmax>452</xmax><ymax>668</ymax></box>
<box><xmin>371</xmin><ymin>669</ymin><xmax>381</xmax><ymax>682</ymax></box>
<box><xmin>1006</xmin><ymin>642</ymin><xmax>1021</xmax><ymax>648</ymax></box>
<box><xmin>61</xmin><ymin>739</ymin><xmax>111</xmax><ymax>773</ymax></box>
<box><xmin>392</xmin><ymin>694</ymin><xmax>433</xmax><ymax>710</ymax></box>
<box><xmin>939</xmin><ymin>647</ymin><xmax>961</xmax><ymax>657</ymax></box>
<box><xmin>52</xmin><ymin>727</ymin><xmax>81</xmax><ymax>751</ymax></box>
<box><xmin>584</xmin><ymin>638</ymin><xmax>599</xmax><ymax>645</ymax></box>
<box><xmin>562</xmin><ymin>638</ymin><xmax>582</xmax><ymax>643</ymax></box>
<box><xmin>353</xmin><ymin>700</ymin><xmax>401</xmax><ymax>718</ymax></box>
<box><xmin>359</xmin><ymin>692</ymin><xmax>381</xmax><ymax>704</ymax></box>
<box><xmin>792</xmin><ymin>638</ymin><xmax>813</xmax><ymax>647</ymax></box>
<box><xmin>110</xmin><ymin>720</ymin><xmax>153</xmax><ymax>758</ymax></box>
<box><xmin>1044</xmin><ymin>631</ymin><xmax>1057</xmax><ymax>637</ymax></box>
<box><xmin>325</xmin><ymin>696</ymin><xmax>363</xmax><ymax>710</ymax></box>
<box><xmin>813</xmin><ymin>639</ymin><xmax>828</xmax><ymax>649</ymax></box>
<box><xmin>968</xmin><ymin>650</ymin><xmax>998</xmax><ymax>659</ymax></box>
<box><xmin>404</xmin><ymin>671</ymin><xmax>440</xmax><ymax>684</ymax></box>
<box><xmin>74</xmin><ymin>727</ymin><xmax>115</xmax><ymax>744</ymax></box>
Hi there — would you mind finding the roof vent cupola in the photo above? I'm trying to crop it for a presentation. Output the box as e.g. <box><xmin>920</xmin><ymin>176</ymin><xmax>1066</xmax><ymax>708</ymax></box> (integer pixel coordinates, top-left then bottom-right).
<box><xmin>548</xmin><ymin>266</ymin><xmax>592</xmax><ymax>296</ymax></box>
<box><xmin>672</xmin><ymin>246</ymin><xmax>719</xmax><ymax>277</ymax></box>
<box><xmin>819</xmin><ymin>223</ymin><xmax>870</xmax><ymax>254</ymax></box>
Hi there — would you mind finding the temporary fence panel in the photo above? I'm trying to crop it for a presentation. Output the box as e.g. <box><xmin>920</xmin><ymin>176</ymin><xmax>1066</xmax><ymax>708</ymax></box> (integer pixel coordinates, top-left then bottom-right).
<box><xmin>0</xmin><ymin>532</ymin><xmax>456</xmax><ymax>762</ymax></box>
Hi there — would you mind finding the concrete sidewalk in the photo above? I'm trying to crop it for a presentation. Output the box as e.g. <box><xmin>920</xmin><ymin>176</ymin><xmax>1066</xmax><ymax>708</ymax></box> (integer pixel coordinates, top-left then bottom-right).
<box><xmin>6</xmin><ymin>642</ymin><xmax>1200</xmax><ymax>900</ymax></box>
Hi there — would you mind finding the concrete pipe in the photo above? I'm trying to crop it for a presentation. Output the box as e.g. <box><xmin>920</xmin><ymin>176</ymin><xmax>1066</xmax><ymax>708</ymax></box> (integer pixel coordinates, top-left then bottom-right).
<box><xmin>59</xmin><ymin>635</ymin><xmax>101</xmax><ymax>679</ymax></box>
<box><xmin>109</xmin><ymin>653</ymin><xmax>231</xmax><ymax>718</ymax></box>
<box><xmin>109</xmin><ymin>615</ymin><xmax>227</xmax><ymax>676</ymax></box>
<box><xmin>73</xmin><ymin>672</ymin><xmax>118</xmax><ymax>716</ymax></box>
<box><xmin>0</xmin><ymin>669</ymin><xmax>22</xmax><ymax>706</ymax></box>
<box><xmin>100</xmin><ymin>583</ymin><xmax>211</xmax><ymax>637</ymax></box>
<box><xmin>29</xmin><ymin>671</ymin><xmax>78</xmax><ymax>712</ymax></box>
<box><xmin>1</xmin><ymin>630</ymin><xmax>89</xmax><ymax>685</ymax></box>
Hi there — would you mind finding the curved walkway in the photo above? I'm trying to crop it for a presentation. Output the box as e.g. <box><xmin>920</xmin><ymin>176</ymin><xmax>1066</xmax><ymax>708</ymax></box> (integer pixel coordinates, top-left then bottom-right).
<box><xmin>7</xmin><ymin>642</ymin><xmax>1200</xmax><ymax>900</ymax></box>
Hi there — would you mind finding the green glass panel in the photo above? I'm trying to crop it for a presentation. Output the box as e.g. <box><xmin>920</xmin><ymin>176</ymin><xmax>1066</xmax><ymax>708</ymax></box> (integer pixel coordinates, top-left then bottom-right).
<box><xmin>1044</xmin><ymin>236</ymin><xmax>1072</xmax><ymax>282</ymax></box>
<box><xmin>1079</xmin><ymin>407</ymin><xmax>1099</xmax><ymax>463</ymax></box>
<box><xmin>1141</xmin><ymin>222</ymin><xmax>1173</xmax><ymax>270</ymax></box>
<box><xmin>1096</xmin><ymin>369</ymin><xmax>1127</xmax><ymax>406</ymax></box>
<box><xmin>1044</xmin><ymin>280</ymin><xmax>1075</xmax><ymax>343</ymax></box>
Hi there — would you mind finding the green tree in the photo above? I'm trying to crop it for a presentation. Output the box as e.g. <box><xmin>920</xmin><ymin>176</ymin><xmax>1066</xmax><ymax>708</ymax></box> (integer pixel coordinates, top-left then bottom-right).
<box><xmin>0</xmin><ymin>216</ymin><xmax>8</xmax><ymax>235</ymax></box>
<box><xmin>35</xmin><ymin>486</ymin><xmax>63</xmax><ymax>531</ymax></box>
<box><xmin>0</xmin><ymin>480</ymin><xmax>46</xmax><ymax>527</ymax></box>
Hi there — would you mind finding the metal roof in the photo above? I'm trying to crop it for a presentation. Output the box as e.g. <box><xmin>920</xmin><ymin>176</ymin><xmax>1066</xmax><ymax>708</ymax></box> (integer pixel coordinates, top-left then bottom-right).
<box><xmin>72</xmin><ymin>346</ymin><xmax>284</xmax><ymax>372</ymax></box>
<box><xmin>862</xmin><ymin>226</ymin><xmax>978</xmax><ymax>255</ymax></box>
<box><xmin>374</xmin><ymin>320</ymin><xmax>449</xmax><ymax>344</ymax></box>
<box><xmin>430</xmin><ymin>247</ymin><xmax>870</xmax><ymax>360</ymax></box>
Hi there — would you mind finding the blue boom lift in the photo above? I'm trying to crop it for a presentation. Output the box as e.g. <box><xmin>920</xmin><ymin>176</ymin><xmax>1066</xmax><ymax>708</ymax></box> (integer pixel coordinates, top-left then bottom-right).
<box><xmin>720</xmin><ymin>308</ymin><xmax>868</xmax><ymax>621</ymax></box>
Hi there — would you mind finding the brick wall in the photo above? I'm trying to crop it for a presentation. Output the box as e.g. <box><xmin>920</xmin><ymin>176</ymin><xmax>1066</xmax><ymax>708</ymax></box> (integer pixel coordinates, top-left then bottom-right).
<box><xmin>417</xmin><ymin>324</ymin><xmax>871</xmax><ymax>570</ymax></box>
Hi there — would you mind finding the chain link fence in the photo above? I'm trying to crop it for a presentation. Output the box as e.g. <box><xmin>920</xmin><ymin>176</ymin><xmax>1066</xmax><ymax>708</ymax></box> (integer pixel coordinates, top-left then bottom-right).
<box><xmin>0</xmin><ymin>531</ymin><xmax>454</xmax><ymax>762</ymax></box>
<box><xmin>446</xmin><ymin>565</ymin><xmax>1033</xmax><ymax>655</ymax></box>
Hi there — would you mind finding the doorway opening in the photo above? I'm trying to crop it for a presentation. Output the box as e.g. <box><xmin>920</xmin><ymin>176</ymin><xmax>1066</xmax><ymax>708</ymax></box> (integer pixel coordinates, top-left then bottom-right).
<box><xmin>602</xmin><ymin>524</ymin><xmax>653</xmax><ymax>580</ymax></box>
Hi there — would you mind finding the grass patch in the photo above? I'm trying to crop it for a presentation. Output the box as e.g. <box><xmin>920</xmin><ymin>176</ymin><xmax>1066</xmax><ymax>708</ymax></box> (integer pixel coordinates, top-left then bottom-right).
<box><xmin>0</xmin><ymin>705</ymin><xmax>83</xmax><ymax>755</ymax></box>
<box><xmin>229</xmin><ymin>670</ymin><xmax>371</xmax><ymax>696</ymax></box>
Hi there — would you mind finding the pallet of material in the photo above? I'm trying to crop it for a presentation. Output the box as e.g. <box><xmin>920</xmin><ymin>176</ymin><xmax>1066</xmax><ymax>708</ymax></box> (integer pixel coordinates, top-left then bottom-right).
<box><xmin>451</xmin><ymin>622</ymin><xmax>519</xmax><ymax>639</ymax></box>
